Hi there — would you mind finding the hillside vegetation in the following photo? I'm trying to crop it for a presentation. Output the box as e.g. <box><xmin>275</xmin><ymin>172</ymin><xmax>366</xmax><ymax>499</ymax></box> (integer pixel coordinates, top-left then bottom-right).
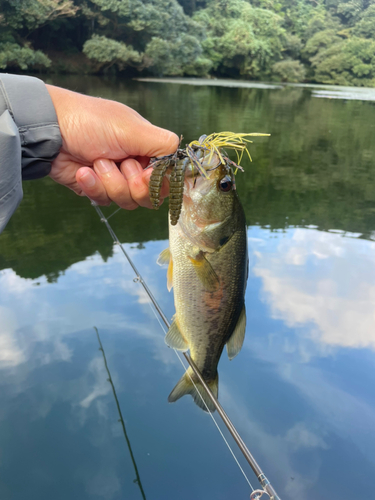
<box><xmin>1</xmin><ymin>0</ymin><xmax>375</xmax><ymax>85</ymax></box>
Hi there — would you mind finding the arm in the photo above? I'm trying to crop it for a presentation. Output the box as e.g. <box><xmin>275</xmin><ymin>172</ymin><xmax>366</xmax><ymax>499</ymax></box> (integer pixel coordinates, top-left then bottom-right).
<box><xmin>0</xmin><ymin>74</ymin><xmax>61</xmax><ymax>233</ymax></box>
<box><xmin>0</xmin><ymin>75</ymin><xmax>178</xmax><ymax>234</ymax></box>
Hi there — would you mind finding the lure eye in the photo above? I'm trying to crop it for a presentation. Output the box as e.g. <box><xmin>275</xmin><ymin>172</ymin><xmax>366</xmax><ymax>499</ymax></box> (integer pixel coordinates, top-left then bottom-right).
<box><xmin>218</xmin><ymin>176</ymin><xmax>233</xmax><ymax>192</ymax></box>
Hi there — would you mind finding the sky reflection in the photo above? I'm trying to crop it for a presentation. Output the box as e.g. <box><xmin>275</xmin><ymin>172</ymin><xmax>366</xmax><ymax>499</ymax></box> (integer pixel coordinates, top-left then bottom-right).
<box><xmin>250</xmin><ymin>227</ymin><xmax>375</xmax><ymax>351</ymax></box>
<box><xmin>0</xmin><ymin>227</ymin><xmax>374</xmax><ymax>499</ymax></box>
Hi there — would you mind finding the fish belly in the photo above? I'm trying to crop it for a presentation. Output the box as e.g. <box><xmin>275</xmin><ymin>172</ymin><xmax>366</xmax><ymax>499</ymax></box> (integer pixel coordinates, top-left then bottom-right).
<box><xmin>170</xmin><ymin>222</ymin><xmax>247</xmax><ymax>382</ymax></box>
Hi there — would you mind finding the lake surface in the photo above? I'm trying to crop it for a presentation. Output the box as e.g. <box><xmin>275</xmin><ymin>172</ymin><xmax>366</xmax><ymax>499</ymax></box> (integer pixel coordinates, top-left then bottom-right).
<box><xmin>1</xmin><ymin>76</ymin><xmax>375</xmax><ymax>500</ymax></box>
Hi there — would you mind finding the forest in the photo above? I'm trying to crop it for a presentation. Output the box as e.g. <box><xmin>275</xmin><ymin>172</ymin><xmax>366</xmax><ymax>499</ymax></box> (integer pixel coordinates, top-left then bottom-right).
<box><xmin>1</xmin><ymin>0</ymin><xmax>375</xmax><ymax>86</ymax></box>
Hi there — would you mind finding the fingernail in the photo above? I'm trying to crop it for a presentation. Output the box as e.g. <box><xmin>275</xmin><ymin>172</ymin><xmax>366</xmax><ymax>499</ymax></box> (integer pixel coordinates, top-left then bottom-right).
<box><xmin>80</xmin><ymin>170</ymin><xmax>96</xmax><ymax>188</ymax></box>
<box><xmin>122</xmin><ymin>159</ymin><xmax>140</xmax><ymax>179</ymax></box>
<box><xmin>96</xmin><ymin>159</ymin><xmax>114</xmax><ymax>174</ymax></box>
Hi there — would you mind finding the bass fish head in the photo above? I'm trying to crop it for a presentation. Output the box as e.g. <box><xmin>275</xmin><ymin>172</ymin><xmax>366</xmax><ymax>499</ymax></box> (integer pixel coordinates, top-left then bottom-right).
<box><xmin>178</xmin><ymin>154</ymin><xmax>245</xmax><ymax>252</ymax></box>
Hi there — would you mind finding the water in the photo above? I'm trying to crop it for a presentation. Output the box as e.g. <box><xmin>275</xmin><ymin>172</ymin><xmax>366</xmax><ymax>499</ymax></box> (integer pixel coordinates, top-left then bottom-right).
<box><xmin>1</xmin><ymin>76</ymin><xmax>375</xmax><ymax>500</ymax></box>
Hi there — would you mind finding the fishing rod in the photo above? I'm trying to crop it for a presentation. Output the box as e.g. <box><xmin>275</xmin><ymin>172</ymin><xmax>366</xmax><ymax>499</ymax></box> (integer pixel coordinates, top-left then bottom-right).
<box><xmin>93</xmin><ymin>202</ymin><xmax>281</xmax><ymax>500</ymax></box>
<box><xmin>94</xmin><ymin>327</ymin><xmax>147</xmax><ymax>500</ymax></box>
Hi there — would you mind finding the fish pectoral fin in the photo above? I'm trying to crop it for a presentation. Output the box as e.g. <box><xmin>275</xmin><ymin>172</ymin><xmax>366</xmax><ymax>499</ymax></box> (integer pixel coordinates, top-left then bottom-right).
<box><xmin>188</xmin><ymin>254</ymin><xmax>220</xmax><ymax>292</ymax></box>
<box><xmin>226</xmin><ymin>306</ymin><xmax>246</xmax><ymax>360</ymax></box>
<box><xmin>157</xmin><ymin>248</ymin><xmax>170</xmax><ymax>266</ymax></box>
<box><xmin>157</xmin><ymin>247</ymin><xmax>173</xmax><ymax>291</ymax></box>
<box><xmin>167</xmin><ymin>257</ymin><xmax>173</xmax><ymax>292</ymax></box>
<box><xmin>165</xmin><ymin>318</ymin><xmax>188</xmax><ymax>351</ymax></box>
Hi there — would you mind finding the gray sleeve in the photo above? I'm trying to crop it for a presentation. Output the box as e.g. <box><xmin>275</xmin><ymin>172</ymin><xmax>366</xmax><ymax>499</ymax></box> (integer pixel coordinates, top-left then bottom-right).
<box><xmin>0</xmin><ymin>74</ymin><xmax>62</xmax><ymax>234</ymax></box>
<box><xmin>0</xmin><ymin>110</ymin><xmax>23</xmax><ymax>233</ymax></box>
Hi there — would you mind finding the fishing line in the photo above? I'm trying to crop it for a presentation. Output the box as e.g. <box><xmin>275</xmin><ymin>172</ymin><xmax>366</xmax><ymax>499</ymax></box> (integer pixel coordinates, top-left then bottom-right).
<box><xmin>92</xmin><ymin>202</ymin><xmax>280</xmax><ymax>500</ymax></box>
<box><xmin>147</xmin><ymin>298</ymin><xmax>256</xmax><ymax>492</ymax></box>
<box><xmin>106</xmin><ymin>206</ymin><xmax>122</xmax><ymax>220</ymax></box>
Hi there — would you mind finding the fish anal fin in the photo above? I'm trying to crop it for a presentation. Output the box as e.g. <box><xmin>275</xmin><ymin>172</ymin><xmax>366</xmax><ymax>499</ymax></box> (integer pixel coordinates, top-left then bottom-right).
<box><xmin>188</xmin><ymin>254</ymin><xmax>219</xmax><ymax>292</ymax></box>
<box><xmin>167</xmin><ymin>257</ymin><xmax>173</xmax><ymax>292</ymax></box>
<box><xmin>168</xmin><ymin>369</ymin><xmax>218</xmax><ymax>413</ymax></box>
<box><xmin>157</xmin><ymin>248</ymin><xmax>170</xmax><ymax>266</ymax></box>
<box><xmin>165</xmin><ymin>318</ymin><xmax>188</xmax><ymax>351</ymax></box>
<box><xmin>226</xmin><ymin>306</ymin><xmax>246</xmax><ymax>360</ymax></box>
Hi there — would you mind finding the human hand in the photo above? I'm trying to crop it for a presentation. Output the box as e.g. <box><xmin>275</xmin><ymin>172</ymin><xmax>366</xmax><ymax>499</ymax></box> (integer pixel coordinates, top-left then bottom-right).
<box><xmin>46</xmin><ymin>85</ymin><xmax>178</xmax><ymax>209</ymax></box>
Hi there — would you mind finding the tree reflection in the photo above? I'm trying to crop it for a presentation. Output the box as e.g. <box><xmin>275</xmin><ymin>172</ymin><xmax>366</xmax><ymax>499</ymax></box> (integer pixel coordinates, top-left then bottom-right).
<box><xmin>1</xmin><ymin>80</ymin><xmax>374</xmax><ymax>280</ymax></box>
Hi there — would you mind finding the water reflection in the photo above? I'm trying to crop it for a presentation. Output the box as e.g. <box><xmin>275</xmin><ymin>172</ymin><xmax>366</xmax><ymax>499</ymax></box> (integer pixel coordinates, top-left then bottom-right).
<box><xmin>1</xmin><ymin>76</ymin><xmax>375</xmax><ymax>499</ymax></box>
<box><xmin>1</xmin><ymin>226</ymin><xmax>375</xmax><ymax>499</ymax></box>
<box><xmin>235</xmin><ymin>227</ymin><xmax>375</xmax><ymax>497</ymax></box>
<box><xmin>250</xmin><ymin>227</ymin><xmax>375</xmax><ymax>351</ymax></box>
<box><xmin>95</xmin><ymin>327</ymin><xmax>146</xmax><ymax>500</ymax></box>
<box><xmin>2</xmin><ymin>78</ymin><xmax>375</xmax><ymax>282</ymax></box>
<box><xmin>0</xmin><ymin>245</ymin><xmax>178</xmax><ymax>500</ymax></box>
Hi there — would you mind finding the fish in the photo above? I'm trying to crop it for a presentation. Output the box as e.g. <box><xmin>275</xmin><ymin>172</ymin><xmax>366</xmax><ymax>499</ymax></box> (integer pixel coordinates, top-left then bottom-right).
<box><xmin>158</xmin><ymin>151</ymin><xmax>248</xmax><ymax>412</ymax></box>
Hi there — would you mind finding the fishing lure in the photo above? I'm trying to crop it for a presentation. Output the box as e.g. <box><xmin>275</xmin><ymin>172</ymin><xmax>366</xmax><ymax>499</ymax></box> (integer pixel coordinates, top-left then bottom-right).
<box><xmin>169</xmin><ymin>157</ymin><xmax>190</xmax><ymax>225</ymax></box>
<box><xmin>149</xmin><ymin>132</ymin><xmax>270</xmax><ymax>226</ymax></box>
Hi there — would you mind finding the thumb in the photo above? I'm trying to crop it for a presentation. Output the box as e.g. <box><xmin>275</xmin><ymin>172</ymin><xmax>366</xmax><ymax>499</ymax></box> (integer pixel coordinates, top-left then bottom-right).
<box><xmin>122</xmin><ymin>119</ymin><xmax>180</xmax><ymax>159</ymax></box>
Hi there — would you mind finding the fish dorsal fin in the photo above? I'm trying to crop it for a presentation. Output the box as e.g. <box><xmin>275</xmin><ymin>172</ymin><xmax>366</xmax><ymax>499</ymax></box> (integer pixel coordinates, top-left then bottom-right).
<box><xmin>165</xmin><ymin>318</ymin><xmax>188</xmax><ymax>351</ymax></box>
<box><xmin>188</xmin><ymin>254</ymin><xmax>220</xmax><ymax>292</ymax></box>
<box><xmin>167</xmin><ymin>257</ymin><xmax>173</xmax><ymax>292</ymax></box>
<box><xmin>157</xmin><ymin>248</ymin><xmax>170</xmax><ymax>266</ymax></box>
<box><xmin>226</xmin><ymin>306</ymin><xmax>246</xmax><ymax>360</ymax></box>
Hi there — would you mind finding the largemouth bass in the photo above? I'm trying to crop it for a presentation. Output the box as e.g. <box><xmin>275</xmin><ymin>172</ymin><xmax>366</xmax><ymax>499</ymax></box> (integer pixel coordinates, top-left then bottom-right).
<box><xmin>158</xmin><ymin>152</ymin><xmax>248</xmax><ymax>412</ymax></box>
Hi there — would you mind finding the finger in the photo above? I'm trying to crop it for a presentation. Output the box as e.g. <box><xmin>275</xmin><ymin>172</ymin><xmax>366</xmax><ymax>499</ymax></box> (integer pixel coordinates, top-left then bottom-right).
<box><xmin>141</xmin><ymin>125</ymin><xmax>180</xmax><ymax>158</ymax></box>
<box><xmin>134</xmin><ymin>156</ymin><xmax>150</xmax><ymax>169</ymax></box>
<box><xmin>49</xmin><ymin>155</ymin><xmax>87</xmax><ymax>195</ymax></box>
<box><xmin>123</xmin><ymin>122</ymin><xmax>180</xmax><ymax>159</ymax></box>
<box><xmin>76</xmin><ymin>167</ymin><xmax>112</xmax><ymax>206</ymax></box>
<box><xmin>93</xmin><ymin>159</ymin><xmax>138</xmax><ymax>210</ymax></box>
<box><xmin>120</xmin><ymin>158</ymin><xmax>154</xmax><ymax>209</ymax></box>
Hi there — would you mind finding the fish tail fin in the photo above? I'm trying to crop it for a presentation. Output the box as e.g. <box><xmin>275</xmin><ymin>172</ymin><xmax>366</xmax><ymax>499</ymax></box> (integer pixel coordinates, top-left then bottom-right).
<box><xmin>168</xmin><ymin>368</ymin><xmax>218</xmax><ymax>413</ymax></box>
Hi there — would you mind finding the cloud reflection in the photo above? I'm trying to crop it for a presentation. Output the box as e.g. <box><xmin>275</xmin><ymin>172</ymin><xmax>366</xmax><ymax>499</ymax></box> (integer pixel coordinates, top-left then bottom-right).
<box><xmin>80</xmin><ymin>357</ymin><xmax>112</xmax><ymax>409</ymax></box>
<box><xmin>2</xmin><ymin>229</ymin><xmax>375</xmax><ymax>499</ymax></box>
<box><xmin>250</xmin><ymin>228</ymin><xmax>375</xmax><ymax>350</ymax></box>
<box><xmin>220</xmin><ymin>384</ymin><xmax>328</xmax><ymax>500</ymax></box>
<box><xmin>0</xmin><ymin>244</ymin><xmax>177</xmax><ymax>373</ymax></box>
<box><xmin>279</xmin><ymin>362</ymin><xmax>375</xmax><ymax>465</ymax></box>
<box><xmin>0</xmin><ymin>306</ymin><xmax>25</xmax><ymax>367</ymax></box>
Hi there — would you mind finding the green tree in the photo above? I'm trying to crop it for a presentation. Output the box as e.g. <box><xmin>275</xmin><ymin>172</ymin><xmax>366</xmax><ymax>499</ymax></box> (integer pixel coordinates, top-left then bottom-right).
<box><xmin>0</xmin><ymin>0</ymin><xmax>77</xmax><ymax>70</ymax></box>
<box><xmin>144</xmin><ymin>34</ymin><xmax>212</xmax><ymax>75</ymax></box>
<box><xmin>335</xmin><ymin>0</ymin><xmax>368</xmax><ymax>25</ymax></box>
<box><xmin>195</xmin><ymin>0</ymin><xmax>291</xmax><ymax>79</ymax></box>
<box><xmin>303</xmin><ymin>28</ymin><xmax>342</xmax><ymax>58</ymax></box>
<box><xmin>310</xmin><ymin>36</ymin><xmax>375</xmax><ymax>86</ymax></box>
<box><xmin>2</xmin><ymin>0</ymin><xmax>375</xmax><ymax>86</ymax></box>
<box><xmin>82</xmin><ymin>0</ymin><xmax>207</xmax><ymax>74</ymax></box>
<box><xmin>0</xmin><ymin>42</ymin><xmax>51</xmax><ymax>70</ymax></box>
<box><xmin>272</xmin><ymin>59</ymin><xmax>306</xmax><ymax>82</ymax></box>
<box><xmin>353</xmin><ymin>4</ymin><xmax>375</xmax><ymax>38</ymax></box>
<box><xmin>3</xmin><ymin>0</ymin><xmax>78</xmax><ymax>31</ymax></box>
<box><xmin>83</xmin><ymin>35</ymin><xmax>141</xmax><ymax>71</ymax></box>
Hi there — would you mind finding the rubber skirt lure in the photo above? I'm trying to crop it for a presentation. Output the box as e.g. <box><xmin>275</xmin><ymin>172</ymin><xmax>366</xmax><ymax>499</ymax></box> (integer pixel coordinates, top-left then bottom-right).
<box><xmin>148</xmin><ymin>132</ymin><xmax>270</xmax><ymax>226</ymax></box>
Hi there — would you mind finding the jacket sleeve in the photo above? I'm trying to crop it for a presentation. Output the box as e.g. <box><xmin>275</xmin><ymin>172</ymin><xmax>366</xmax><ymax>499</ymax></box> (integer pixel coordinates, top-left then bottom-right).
<box><xmin>0</xmin><ymin>74</ymin><xmax>62</xmax><ymax>234</ymax></box>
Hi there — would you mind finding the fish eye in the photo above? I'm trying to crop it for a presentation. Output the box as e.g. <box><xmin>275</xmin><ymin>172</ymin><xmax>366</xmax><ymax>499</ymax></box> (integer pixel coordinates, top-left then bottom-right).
<box><xmin>218</xmin><ymin>176</ymin><xmax>232</xmax><ymax>192</ymax></box>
